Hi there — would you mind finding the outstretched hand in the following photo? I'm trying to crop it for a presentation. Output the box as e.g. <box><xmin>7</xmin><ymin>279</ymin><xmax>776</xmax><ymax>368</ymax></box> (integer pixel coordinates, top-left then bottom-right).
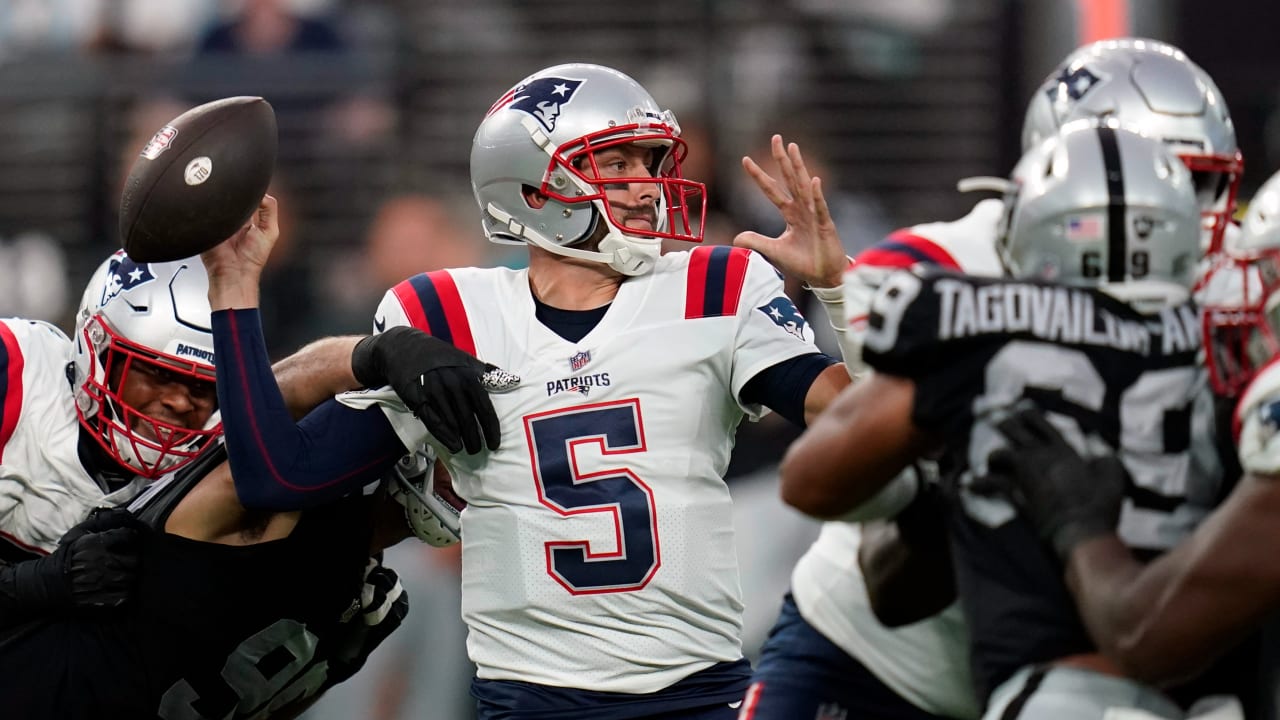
<box><xmin>734</xmin><ymin>135</ymin><xmax>847</xmax><ymax>288</ymax></box>
<box><xmin>201</xmin><ymin>194</ymin><xmax>279</xmax><ymax>309</ymax></box>
<box><xmin>975</xmin><ymin>405</ymin><xmax>1127</xmax><ymax>561</ymax></box>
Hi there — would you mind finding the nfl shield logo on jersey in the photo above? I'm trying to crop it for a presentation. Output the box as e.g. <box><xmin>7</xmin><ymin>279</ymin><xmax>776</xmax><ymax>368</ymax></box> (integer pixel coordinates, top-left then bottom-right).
<box><xmin>569</xmin><ymin>350</ymin><xmax>591</xmax><ymax>372</ymax></box>
<box><xmin>758</xmin><ymin>296</ymin><xmax>808</xmax><ymax>340</ymax></box>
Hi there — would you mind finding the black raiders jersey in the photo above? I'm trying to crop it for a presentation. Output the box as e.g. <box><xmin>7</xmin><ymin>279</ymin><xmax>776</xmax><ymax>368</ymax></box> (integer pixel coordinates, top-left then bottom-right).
<box><xmin>862</xmin><ymin>268</ymin><xmax>1224</xmax><ymax>700</ymax></box>
<box><xmin>0</xmin><ymin>443</ymin><xmax>375</xmax><ymax>719</ymax></box>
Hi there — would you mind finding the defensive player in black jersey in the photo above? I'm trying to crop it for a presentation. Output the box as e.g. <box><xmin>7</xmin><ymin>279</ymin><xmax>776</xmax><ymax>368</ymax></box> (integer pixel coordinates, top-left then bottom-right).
<box><xmin>979</xmin><ymin>243</ymin><xmax>1280</xmax><ymax>692</ymax></box>
<box><xmin>780</xmin><ymin>120</ymin><xmax>1226</xmax><ymax>719</ymax></box>
<box><xmin>0</xmin><ymin>198</ymin><xmax>495</xmax><ymax>719</ymax></box>
<box><xmin>0</xmin><ymin>441</ymin><xmax>409</xmax><ymax>719</ymax></box>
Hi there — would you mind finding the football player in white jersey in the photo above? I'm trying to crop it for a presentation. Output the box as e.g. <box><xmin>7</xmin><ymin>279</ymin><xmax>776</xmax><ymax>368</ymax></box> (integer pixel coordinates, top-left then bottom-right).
<box><xmin>0</xmin><ymin>251</ymin><xmax>222</xmax><ymax>626</ymax></box>
<box><xmin>737</xmin><ymin>36</ymin><xmax>1244</xmax><ymax>720</ymax></box>
<box><xmin>734</xmin><ymin>178</ymin><xmax>999</xmax><ymax>720</ymax></box>
<box><xmin>199</xmin><ymin>63</ymin><xmax>852</xmax><ymax>719</ymax></box>
<box><xmin>782</xmin><ymin>119</ymin><xmax>1224</xmax><ymax>720</ymax></box>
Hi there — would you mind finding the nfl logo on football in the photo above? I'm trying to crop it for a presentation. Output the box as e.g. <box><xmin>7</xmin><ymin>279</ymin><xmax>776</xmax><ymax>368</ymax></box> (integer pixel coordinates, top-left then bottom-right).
<box><xmin>141</xmin><ymin>125</ymin><xmax>179</xmax><ymax>160</ymax></box>
<box><xmin>569</xmin><ymin>350</ymin><xmax>591</xmax><ymax>372</ymax></box>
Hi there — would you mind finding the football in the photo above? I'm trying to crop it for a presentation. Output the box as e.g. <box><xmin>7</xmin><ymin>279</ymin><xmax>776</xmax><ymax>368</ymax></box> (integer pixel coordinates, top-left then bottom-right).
<box><xmin>119</xmin><ymin>96</ymin><xmax>277</xmax><ymax>262</ymax></box>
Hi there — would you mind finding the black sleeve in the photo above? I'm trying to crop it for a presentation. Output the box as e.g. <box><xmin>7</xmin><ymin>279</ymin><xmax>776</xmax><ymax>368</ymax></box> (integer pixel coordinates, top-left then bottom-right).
<box><xmin>740</xmin><ymin>352</ymin><xmax>838</xmax><ymax>427</ymax></box>
<box><xmin>0</xmin><ymin>559</ymin><xmax>44</xmax><ymax>631</ymax></box>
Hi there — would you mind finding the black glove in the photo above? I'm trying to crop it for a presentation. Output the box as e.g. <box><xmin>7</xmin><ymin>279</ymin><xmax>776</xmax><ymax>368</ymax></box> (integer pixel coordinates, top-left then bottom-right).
<box><xmin>0</xmin><ymin>507</ymin><xmax>144</xmax><ymax>628</ymax></box>
<box><xmin>352</xmin><ymin>326</ymin><xmax>511</xmax><ymax>454</ymax></box>
<box><xmin>328</xmin><ymin>557</ymin><xmax>410</xmax><ymax>684</ymax></box>
<box><xmin>980</xmin><ymin>406</ymin><xmax>1127</xmax><ymax>561</ymax></box>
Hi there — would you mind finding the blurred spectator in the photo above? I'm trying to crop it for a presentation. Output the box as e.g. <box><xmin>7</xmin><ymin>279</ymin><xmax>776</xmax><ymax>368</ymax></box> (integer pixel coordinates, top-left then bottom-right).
<box><xmin>86</xmin><ymin>0</ymin><xmax>216</xmax><ymax>55</ymax></box>
<box><xmin>190</xmin><ymin>0</ymin><xmax>393</xmax><ymax>147</ymax></box>
<box><xmin>196</xmin><ymin>0</ymin><xmax>344</xmax><ymax>58</ymax></box>
<box><xmin>318</xmin><ymin>190</ymin><xmax>491</xmax><ymax>335</ymax></box>
<box><xmin>0</xmin><ymin>0</ymin><xmax>214</xmax><ymax>59</ymax></box>
<box><xmin>0</xmin><ymin>231</ymin><xmax>70</xmax><ymax>324</ymax></box>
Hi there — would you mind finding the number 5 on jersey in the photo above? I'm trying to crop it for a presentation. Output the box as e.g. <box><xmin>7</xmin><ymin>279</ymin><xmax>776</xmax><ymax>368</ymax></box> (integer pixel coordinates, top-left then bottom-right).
<box><xmin>526</xmin><ymin>399</ymin><xmax>661</xmax><ymax>594</ymax></box>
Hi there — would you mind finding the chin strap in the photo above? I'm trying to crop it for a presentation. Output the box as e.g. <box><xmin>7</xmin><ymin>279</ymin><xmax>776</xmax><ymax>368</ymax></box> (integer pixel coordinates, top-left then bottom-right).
<box><xmin>485</xmin><ymin>202</ymin><xmax>660</xmax><ymax>276</ymax></box>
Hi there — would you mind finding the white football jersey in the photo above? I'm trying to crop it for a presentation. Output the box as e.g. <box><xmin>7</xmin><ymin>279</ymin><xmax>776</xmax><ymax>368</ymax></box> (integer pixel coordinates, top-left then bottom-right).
<box><xmin>787</xmin><ymin>200</ymin><xmax>1003</xmax><ymax>719</ymax></box>
<box><xmin>359</xmin><ymin>246</ymin><xmax>820</xmax><ymax>693</ymax></box>
<box><xmin>0</xmin><ymin>319</ymin><xmax>142</xmax><ymax>557</ymax></box>
<box><xmin>844</xmin><ymin>198</ymin><xmax>1004</xmax><ymax>333</ymax></box>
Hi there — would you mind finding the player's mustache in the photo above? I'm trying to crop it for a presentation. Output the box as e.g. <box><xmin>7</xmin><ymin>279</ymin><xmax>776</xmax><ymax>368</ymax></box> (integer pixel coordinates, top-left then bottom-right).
<box><xmin>608</xmin><ymin>201</ymin><xmax>658</xmax><ymax>226</ymax></box>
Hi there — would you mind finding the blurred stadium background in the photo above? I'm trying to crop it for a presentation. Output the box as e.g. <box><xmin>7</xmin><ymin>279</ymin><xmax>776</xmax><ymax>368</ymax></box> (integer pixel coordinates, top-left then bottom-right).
<box><xmin>2</xmin><ymin>1</ymin><xmax>1277</xmax><ymax>718</ymax></box>
<box><xmin>5</xmin><ymin>0</ymin><xmax>1276</xmax><ymax>350</ymax></box>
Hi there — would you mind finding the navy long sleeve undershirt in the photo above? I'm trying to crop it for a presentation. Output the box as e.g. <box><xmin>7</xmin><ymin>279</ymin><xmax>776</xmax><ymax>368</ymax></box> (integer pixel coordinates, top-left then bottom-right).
<box><xmin>739</xmin><ymin>352</ymin><xmax>838</xmax><ymax>427</ymax></box>
<box><xmin>212</xmin><ymin>309</ymin><xmax>406</xmax><ymax>511</ymax></box>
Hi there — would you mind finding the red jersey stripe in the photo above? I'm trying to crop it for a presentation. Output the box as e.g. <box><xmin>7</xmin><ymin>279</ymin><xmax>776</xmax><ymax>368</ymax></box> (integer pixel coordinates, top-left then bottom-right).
<box><xmin>685</xmin><ymin>246</ymin><xmax>712</xmax><ymax>319</ymax></box>
<box><xmin>0</xmin><ymin>324</ymin><xmax>23</xmax><ymax>464</ymax></box>
<box><xmin>721</xmin><ymin>247</ymin><xmax>751</xmax><ymax>315</ymax></box>
<box><xmin>883</xmin><ymin>229</ymin><xmax>962</xmax><ymax>269</ymax></box>
<box><xmin>392</xmin><ymin>279</ymin><xmax>431</xmax><ymax>334</ymax></box>
<box><xmin>426</xmin><ymin>271</ymin><xmax>477</xmax><ymax>357</ymax></box>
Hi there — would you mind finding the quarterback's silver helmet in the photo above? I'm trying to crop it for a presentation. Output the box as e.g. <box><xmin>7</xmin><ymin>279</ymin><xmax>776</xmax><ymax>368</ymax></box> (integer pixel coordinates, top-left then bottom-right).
<box><xmin>74</xmin><ymin>250</ymin><xmax>220</xmax><ymax>478</ymax></box>
<box><xmin>1021</xmin><ymin>38</ymin><xmax>1241</xmax><ymax>252</ymax></box>
<box><xmin>471</xmin><ymin>63</ymin><xmax>705</xmax><ymax>276</ymax></box>
<box><xmin>999</xmin><ymin>119</ymin><xmax>1200</xmax><ymax>309</ymax></box>
<box><xmin>1235</xmin><ymin>169</ymin><xmax>1280</xmax><ymax>255</ymax></box>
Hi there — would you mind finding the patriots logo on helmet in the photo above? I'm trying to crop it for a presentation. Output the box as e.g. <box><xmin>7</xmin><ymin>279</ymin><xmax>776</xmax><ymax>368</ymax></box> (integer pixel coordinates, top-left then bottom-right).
<box><xmin>506</xmin><ymin>77</ymin><xmax>585</xmax><ymax>133</ymax></box>
<box><xmin>758</xmin><ymin>297</ymin><xmax>808</xmax><ymax>340</ymax></box>
<box><xmin>1258</xmin><ymin>400</ymin><xmax>1280</xmax><ymax>438</ymax></box>
<box><xmin>101</xmin><ymin>256</ymin><xmax>156</xmax><ymax>305</ymax></box>
<box><xmin>1049</xmin><ymin>65</ymin><xmax>1102</xmax><ymax>104</ymax></box>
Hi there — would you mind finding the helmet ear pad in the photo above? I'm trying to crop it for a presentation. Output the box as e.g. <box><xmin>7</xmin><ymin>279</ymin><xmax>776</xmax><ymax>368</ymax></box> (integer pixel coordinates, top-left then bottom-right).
<box><xmin>518</xmin><ymin>183</ymin><xmax>598</xmax><ymax>249</ymax></box>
